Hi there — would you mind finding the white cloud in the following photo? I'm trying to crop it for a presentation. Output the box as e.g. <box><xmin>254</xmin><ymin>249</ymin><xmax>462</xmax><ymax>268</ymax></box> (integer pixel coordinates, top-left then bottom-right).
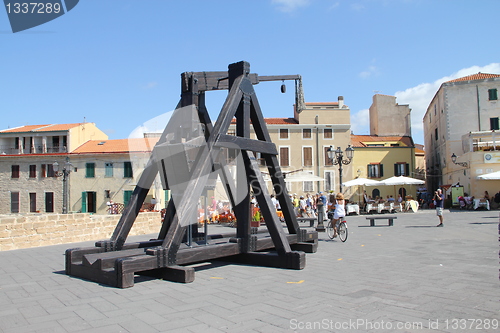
<box><xmin>328</xmin><ymin>1</ymin><xmax>340</xmax><ymax>10</ymax></box>
<box><xmin>143</xmin><ymin>81</ymin><xmax>158</xmax><ymax>89</ymax></box>
<box><xmin>351</xmin><ymin>3</ymin><xmax>365</xmax><ymax>11</ymax></box>
<box><xmin>395</xmin><ymin>63</ymin><xmax>500</xmax><ymax>144</ymax></box>
<box><xmin>359</xmin><ymin>65</ymin><xmax>379</xmax><ymax>79</ymax></box>
<box><xmin>272</xmin><ymin>0</ymin><xmax>312</xmax><ymax>12</ymax></box>
<box><xmin>350</xmin><ymin>108</ymin><xmax>370</xmax><ymax>135</ymax></box>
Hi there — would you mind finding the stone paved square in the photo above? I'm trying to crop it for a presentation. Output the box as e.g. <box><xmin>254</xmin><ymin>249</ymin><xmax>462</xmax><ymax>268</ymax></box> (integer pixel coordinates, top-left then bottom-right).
<box><xmin>0</xmin><ymin>209</ymin><xmax>498</xmax><ymax>332</ymax></box>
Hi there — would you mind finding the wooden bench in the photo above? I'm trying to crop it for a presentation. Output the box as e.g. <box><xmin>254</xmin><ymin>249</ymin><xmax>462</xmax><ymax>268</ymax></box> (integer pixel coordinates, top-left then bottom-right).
<box><xmin>296</xmin><ymin>217</ymin><xmax>317</xmax><ymax>227</ymax></box>
<box><xmin>366</xmin><ymin>215</ymin><xmax>397</xmax><ymax>226</ymax></box>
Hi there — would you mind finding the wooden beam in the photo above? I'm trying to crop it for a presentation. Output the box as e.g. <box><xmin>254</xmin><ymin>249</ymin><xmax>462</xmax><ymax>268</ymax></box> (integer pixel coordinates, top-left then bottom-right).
<box><xmin>215</xmin><ymin>135</ymin><xmax>278</xmax><ymax>155</ymax></box>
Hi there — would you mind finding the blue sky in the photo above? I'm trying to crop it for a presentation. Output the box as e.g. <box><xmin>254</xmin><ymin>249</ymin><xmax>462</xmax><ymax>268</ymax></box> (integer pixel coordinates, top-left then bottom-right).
<box><xmin>1</xmin><ymin>0</ymin><xmax>499</xmax><ymax>145</ymax></box>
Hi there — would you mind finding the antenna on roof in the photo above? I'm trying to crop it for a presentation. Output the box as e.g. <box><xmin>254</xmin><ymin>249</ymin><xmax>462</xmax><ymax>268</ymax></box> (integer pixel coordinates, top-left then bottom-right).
<box><xmin>83</xmin><ymin>117</ymin><xmax>86</xmax><ymax>123</ymax></box>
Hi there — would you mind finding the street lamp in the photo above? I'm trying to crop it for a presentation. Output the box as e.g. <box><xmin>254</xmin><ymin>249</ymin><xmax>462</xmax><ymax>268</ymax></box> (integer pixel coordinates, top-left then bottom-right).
<box><xmin>451</xmin><ymin>153</ymin><xmax>468</xmax><ymax>168</ymax></box>
<box><xmin>53</xmin><ymin>158</ymin><xmax>74</xmax><ymax>214</ymax></box>
<box><xmin>327</xmin><ymin>145</ymin><xmax>354</xmax><ymax>193</ymax></box>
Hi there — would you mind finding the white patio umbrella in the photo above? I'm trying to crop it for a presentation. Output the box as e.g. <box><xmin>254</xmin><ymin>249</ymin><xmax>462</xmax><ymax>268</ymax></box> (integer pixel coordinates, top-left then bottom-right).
<box><xmin>477</xmin><ymin>171</ymin><xmax>500</xmax><ymax>180</ymax></box>
<box><xmin>283</xmin><ymin>170</ymin><xmax>324</xmax><ymax>182</ymax></box>
<box><xmin>342</xmin><ymin>178</ymin><xmax>381</xmax><ymax>205</ymax></box>
<box><xmin>379</xmin><ymin>176</ymin><xmax>425</xmax><ymax>186</ymax></box>
<box><xmin>378</xmin><ymin>176</ymin><xmax>425</xmax><ymax>209</ymax></box>
<box><xmin>342</xmin><ymin>177</ymin><xmax>381</xmax><ymax>187</ymax></box>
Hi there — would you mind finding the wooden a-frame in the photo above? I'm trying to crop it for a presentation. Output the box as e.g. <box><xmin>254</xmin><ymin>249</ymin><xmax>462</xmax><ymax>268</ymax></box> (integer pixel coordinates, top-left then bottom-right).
<box><xmin>65</xmin><ymin>61</ymin><xmax>317</xmax><ymax>288</ymax></box>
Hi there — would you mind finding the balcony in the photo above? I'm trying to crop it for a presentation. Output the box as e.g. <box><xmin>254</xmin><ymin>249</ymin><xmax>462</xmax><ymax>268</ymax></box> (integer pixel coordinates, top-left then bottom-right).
<box><xmin>0</xmin><ymin>145</ymin><xmax>67</xmax><ymax>155</ymax></box>
<box><xmin>462</xmin><ymin>131</ymin><xmax>499</xmax><ymax>153</ymax></box>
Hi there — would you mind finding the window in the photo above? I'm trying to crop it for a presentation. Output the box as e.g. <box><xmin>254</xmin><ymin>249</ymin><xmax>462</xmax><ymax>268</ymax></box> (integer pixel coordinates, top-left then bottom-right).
<box><xmin>29</xmin><ymin>165</ymin><xmax>36</xmax><ymax>178</ymax></box>
<box><xmin>368</xmin><ymin>164</ymin><xmax>383</xmax><ymax>178</ymax></box>
<box><xmin>86</xmin><ymin>163</ymin><xmax>95</xmax><ymax>178</ymax></box>
<box><xmin>302</xmin><ymin>128</ymin><xmax>312</xmax><ymax>139</ymax></box>
<box><xmin>45</xmin><ymin>192</ymin><xmax>54</xmax><ymax>213</ymax></box>
<box><xmin>11</xmin><ymin>192</ymin><xmax>20</xmax><ymax>213</ymax></box>
<box><xmin>279</xmin><ymin>147</ymin><xmax>289</xmax><ymax>167</ymax></box>
<box><xmin>435</xmin><ymin>128</ymin><xmax>438</xmax><ymax>140</ymax></box>
<box><xmin>47</xmin><ymin>164</ymin><xmax>55</xmax><ymax>177</ymax></box>
<box><xmin>324</xmin><ymin>128</ymin><xmax>333</xmax><ymax>139</ymax></box>
<box><xmin>105</xmin><ymin>162</ymin><xmax>114</xmax><ymax>177</ymax></box>
<box><xmin>104</xmin><ymin>190</ymin><xmax>111</xmax><ymax>199</ymax></box>
<box><xmin>124</xmin><ymin>161</ymin><xmax>133</xmax><ymax>178</ymax></box>
<box><xmin>490</xmin><ymin>117</ymin><xmax>499</xmax><ymax>130</ymax></box>
<box><xmin>303</xmin><ymin>181</ymin><xmax>314</xmax><ymax>192</ymax></box>
<box><xmin>324</xmin><ymin>147</ymin><xmax>333</xmax><ymax>166</ymax></box>
<box><xmin>488</xmin><ymin>88</ymin><xmax>498</xmax><ymax>101</ymax></box>
<box><xmin>394</xmin><ymin>163</ymin><xmax>409</xmax><ymax>176</ymax></box>
<box><xmin>124</xmin><ymin>190</ymin><xmax>133</xmax><ymax>207</ymax></box>
<box><xmin>11</xmin><ymin>165</ymin><xmax>19</xmax><ymax>178</ymax></box>
<box><xmin>303</xmin><ymin>147</ymin><xmax>313</xmax><ymax>167</ymax></box>
<box><xmin>29</xmin><ymin>193</ymin><xmax>36</xmax><ymax>212</ymax></box>
<box><xmin>324</xmin><ymin>171</ymin><xmax>333</xmax><ymax>192</ymax></box>
<box><xmin>279</xmin><ymin>128</ymin><xmax>289</xmax><ymax>139</ymax></box>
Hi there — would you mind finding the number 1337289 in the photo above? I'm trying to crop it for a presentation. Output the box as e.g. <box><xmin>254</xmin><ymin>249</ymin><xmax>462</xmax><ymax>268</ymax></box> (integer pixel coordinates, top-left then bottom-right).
<box><xmin>445</xmin><ymin>319</ymin><xmax>498</xmax><ymax>330</ymax></box>
<box><xmin>5</xmin><ymin>2</ymin><xmax>62</xmax><ymax>14</ymax></box>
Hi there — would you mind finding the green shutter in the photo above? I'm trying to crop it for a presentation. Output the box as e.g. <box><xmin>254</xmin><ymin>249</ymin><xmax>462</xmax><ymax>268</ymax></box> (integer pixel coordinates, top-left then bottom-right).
<box><xmin>81</xmin><ymin>192</ymin><xmax>87</xmax><ymax>213</ymax></box>
<box><xmin>86</xmin><ymin>163</ymin><xmax>95</xmax><ymax>178</ymax></box>
<box><xmin>124</xmin><ymin>162</ymin><xmax>133</xmax><ymax>178</ymax></box>
<box><xmin>124</xmin><ymin>190</ymin><xmax>133</xmax><ymax>207</ymax></box>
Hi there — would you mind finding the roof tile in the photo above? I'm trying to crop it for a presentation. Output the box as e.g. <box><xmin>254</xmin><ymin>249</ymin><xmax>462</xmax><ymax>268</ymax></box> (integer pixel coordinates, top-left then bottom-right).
<box><xmin>72</xmin><ymin>138</ymin><xmax>160</xmax><ymax>154</ymax></box>
<box><xmin>351</xmin><ymin>135</ymin><xmax>414</xmax><ymax>148</ymax></box>
<box><xmin>446</xmin><ymin>72</ymin><xmax>500</xmax><ymax>83</ymax></box>
<box><xmin>0</xmin><ymin>123</ymin><xmax>87</xmax><ymax>133</ymax></box>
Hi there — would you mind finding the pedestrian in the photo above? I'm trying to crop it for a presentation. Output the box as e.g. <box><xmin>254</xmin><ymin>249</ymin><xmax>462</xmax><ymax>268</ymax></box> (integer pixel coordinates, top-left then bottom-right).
<box><xmin>434</xmin><ymin>188</ymin><xmax>444</xmax><ymax>227</ymax></box>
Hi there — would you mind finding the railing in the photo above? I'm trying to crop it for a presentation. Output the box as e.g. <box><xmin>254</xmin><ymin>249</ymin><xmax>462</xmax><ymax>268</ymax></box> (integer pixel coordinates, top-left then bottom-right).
<box><xmin>462</xmin><ymin>131</ymin><xmax>498</xmax><ymax>153</ymax></box>
<box><xmin>0</xmin><ymin>145</ymin><xmax>67</xmax><ymax>154</ymax></box>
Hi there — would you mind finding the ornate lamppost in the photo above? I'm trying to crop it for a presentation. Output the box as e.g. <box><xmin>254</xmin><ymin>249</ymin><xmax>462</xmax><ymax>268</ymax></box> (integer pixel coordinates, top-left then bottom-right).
<box><xmin>327</xmin><ymin>145</ymin><xmax>354</xmax><ymax>194</ymax></box>
<box><xmin>53</xmin><ymin>158</ymin><xmax>74</xmax><ymax>214</ymax></box>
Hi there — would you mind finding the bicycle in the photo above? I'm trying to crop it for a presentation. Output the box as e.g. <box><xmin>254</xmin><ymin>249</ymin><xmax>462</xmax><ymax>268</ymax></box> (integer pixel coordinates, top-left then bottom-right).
<box><xmin>326</xmin><ymin>213</ymin><xmax>348</xmax><ymax>242</ymax></box>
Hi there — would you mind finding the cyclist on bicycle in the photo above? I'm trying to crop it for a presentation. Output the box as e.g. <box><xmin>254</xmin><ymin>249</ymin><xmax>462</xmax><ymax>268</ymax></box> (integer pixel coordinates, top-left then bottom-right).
<box><xmin>332</xmin><ymin>193</ymin><xmax>346</xmax><ymax>238</ymax></box>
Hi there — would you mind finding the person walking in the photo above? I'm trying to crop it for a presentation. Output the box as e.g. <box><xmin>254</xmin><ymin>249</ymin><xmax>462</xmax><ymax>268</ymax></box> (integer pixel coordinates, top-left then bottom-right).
<box><xmin>434</xmin><ymin>188</ymin><xmax>444</xmax><ymax>227</ymax></box>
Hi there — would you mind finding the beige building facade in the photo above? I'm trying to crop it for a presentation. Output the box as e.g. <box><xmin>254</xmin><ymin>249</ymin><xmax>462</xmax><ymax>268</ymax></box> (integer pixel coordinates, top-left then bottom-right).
<box><xmin>0</xmin><ymin>123</ymin><xmax>163</xmax><ymax>215</ymax></box>
<box><xmin>370</xmin><ymin>94</ymin><xmax>411</xmax><ymax>137</ymax></box>
<box><xmin>224</xmin><ymin>97</ymin><xmax>352</xmax><ymax>196</ymax></box>
<box><xmin>423</xmin><ymin>73</ymin><xmax>500</xmax><ymax>198</ymax></box>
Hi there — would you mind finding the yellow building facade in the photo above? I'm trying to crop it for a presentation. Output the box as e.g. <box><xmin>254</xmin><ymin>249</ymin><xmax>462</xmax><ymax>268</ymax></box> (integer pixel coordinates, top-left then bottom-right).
<box><xmin>350</xmin><ymin>135</ymin><xmax>417</xmax><ymax>201</ymax></box>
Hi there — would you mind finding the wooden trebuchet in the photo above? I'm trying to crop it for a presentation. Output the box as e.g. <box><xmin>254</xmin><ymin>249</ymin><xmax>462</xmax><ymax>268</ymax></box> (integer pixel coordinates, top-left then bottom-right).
<box><xmin>65</xmin><ymin>61</ymin><xmax>317</xmax><ymax>288</ymax></box>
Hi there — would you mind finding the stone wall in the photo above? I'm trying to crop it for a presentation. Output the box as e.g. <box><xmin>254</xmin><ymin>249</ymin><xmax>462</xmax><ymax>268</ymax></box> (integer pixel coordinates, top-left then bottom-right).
<box><xmin>0</xmin><ymin>212</ymin><xmax>162</xmax><ymax>251</ymax></box>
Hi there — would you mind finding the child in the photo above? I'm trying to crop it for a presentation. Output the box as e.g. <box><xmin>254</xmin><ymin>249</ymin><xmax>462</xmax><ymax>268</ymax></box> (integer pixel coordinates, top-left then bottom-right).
<box><xmin>332</xmin><ymin>193</ymin><xmax>346</xmax><ymax>237</ymax></box>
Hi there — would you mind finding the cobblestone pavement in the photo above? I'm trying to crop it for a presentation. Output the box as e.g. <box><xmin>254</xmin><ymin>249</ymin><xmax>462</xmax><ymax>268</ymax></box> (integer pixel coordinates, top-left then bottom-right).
<box><xmin>0</xmin><ymin>209</ymin><xmax>498</xmax><ymax>332</ymax></box>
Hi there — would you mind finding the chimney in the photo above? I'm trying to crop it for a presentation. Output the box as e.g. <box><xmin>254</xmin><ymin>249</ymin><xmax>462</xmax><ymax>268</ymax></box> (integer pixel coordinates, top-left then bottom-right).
<box><xmin>338</xmin><ymin>96</ymin><xmax>344</xmax><ymax>108</ymax></box>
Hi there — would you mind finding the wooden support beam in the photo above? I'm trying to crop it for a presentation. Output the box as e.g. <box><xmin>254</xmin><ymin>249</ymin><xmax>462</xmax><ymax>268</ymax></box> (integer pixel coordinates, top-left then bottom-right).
<box><xmin>215</xmin><ymin>135</ymin><xmax>278</xmax><ymax>155</ymax></box>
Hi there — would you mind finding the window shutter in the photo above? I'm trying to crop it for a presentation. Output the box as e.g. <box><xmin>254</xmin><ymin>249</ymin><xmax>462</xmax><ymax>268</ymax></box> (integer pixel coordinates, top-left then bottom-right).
<box><xmin>394</xmin><ymin>164</ymin><xmax>398</xmax><ymax>176</ymax></box>
<box><xmin>405</xmin><ymin>163</ymin><xmax>410</xmax><ymax>177</ymax></box>
<box><xmin>380</xmin><ymin>164</ymin><xmax>384</xmax><ymax>177</ymax></box>
<box><xmin>81</xmin><ymin>192</ymin><xmax>87</xmax><ymax>213</ymax></box>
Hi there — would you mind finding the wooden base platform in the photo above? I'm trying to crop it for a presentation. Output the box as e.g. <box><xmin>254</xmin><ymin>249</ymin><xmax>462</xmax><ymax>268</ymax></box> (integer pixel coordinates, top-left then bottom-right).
<box><xmin>66</xmin><ymin>229</ymin><xmax>318</xmax><ymax>288</ymax></box>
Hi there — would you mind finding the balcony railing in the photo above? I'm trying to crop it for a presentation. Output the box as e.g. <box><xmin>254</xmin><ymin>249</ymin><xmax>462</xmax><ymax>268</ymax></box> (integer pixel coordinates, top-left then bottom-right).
<box><xmin>0</xmin><ymin>145</ymin><xmax>67</xmax><ymax>154</ymax></box>
<box><xmin>462</xmin><ymin>131</ymin><xmax>498</xmax><ymax>153</ymax></box>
